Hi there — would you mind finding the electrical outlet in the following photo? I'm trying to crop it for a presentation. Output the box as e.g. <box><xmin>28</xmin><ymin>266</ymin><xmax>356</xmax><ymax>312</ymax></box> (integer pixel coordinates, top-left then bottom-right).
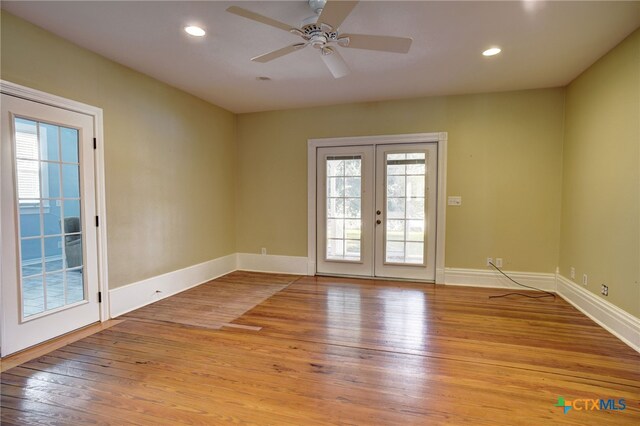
<box><xmin>486</xmin><ymin>257</ymin><xmax>493</xmax><ymax>267</ymax></box>
<box><xmin>447</xmin><ymin>196</ymin><xmax>462</xmax><ymax>206</ymax></box>
<box><xmin>582</xmin><ymin>274</ymin><xmax>588</xmax><ymax>286</ymax></box>
<box><xmin>495</xmin><ymin>258</ymin><xmax>503</xmax><ymax>268</ymax></box>
<box><xmin>261</xmin><ymin>247</ymin><xmax>267</xmax><ymax>255</ymax></box>
<box><xmin>601</xmin><ymin>284</ymin><xmax>608</xmax><ymax>296</ymax></box>
<box><xmin>570</xmin><ymin>267</ymin><xmax>576</xmax><ymax>280</ymax></box>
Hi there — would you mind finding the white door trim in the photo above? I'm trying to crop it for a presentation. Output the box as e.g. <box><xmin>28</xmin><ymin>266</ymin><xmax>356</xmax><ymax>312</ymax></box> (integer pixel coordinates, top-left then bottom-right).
<box><xmin>307</xmin><ymin>133</ymin><xmax>447</xmax><ymax>283</ymax></box>
<box><xmin>0</xmin><ymin>80</ymin><xmax>110</xmax><ymax>323</ymax></box>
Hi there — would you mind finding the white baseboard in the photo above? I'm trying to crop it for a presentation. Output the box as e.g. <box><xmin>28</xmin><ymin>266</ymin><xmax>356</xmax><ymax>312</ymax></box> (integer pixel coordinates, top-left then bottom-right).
<box><xmin>109</xmin><ymin>253</ymin><xmax>237</xmax><ymax>318</ymax></box>
<box><xmin>556</xmin><ymin>274</ymin><xmax>640</xmax><ymax>353</ymax></box>
<box><xmin>444</xmin><ymin>267</ymin><xmax>557</xmax><ymax>291</ymax></box>
<box><xmin>109</xmin><ymin>253</ymin><xmax>307</xmax><ymax>319</ymax></box>
<box><xmin>236</xmin><ymin>253</ymin><xmax>309</xmax><ymax>275</ymax></box>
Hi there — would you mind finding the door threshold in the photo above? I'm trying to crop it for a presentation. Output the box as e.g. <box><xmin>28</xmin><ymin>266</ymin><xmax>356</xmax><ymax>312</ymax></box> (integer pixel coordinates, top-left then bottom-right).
<box><xmin>315</xmin><ymin>273</ymin><xmax>435</xmax><ymax>284</ymax></box>
<box><xmin>0</xmin><ymin>319</ymin><xmax>124</xmax><ymax>372</ymax></box>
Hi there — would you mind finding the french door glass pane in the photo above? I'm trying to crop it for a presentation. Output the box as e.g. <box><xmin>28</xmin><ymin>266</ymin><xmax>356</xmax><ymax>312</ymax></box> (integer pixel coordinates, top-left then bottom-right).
<box><xmin>40</xmin><ymin>122</ymin><xmax>60</xmax><ymax>161</ymax></box>
<box><xmin>14</xmin><ymin>117</ymin><xmax>85</xmax><ymax>318</ymax></box>
<box><xmin>42</xmin><ymin>162</ymin><xmax>61</xmax><ymax>198</ymax></box>
<box><xmin>326</xmin><ymin>156</ymin><xmax>362</xmax><ymax>261</ymax></box>
<box><xmin>385</xmin><ymin>153</ymin><xmax>426</xmax><ymax>264</ymax></box>
<box><xmin>66</xmin><ymin>269</ymin><xmax>84</xmax><ymax>304</ymax></box>
<box><xmin>46</xmin><ymin>271</ymin><xmax>65</xmax><ymax>310</ymax></box>
<box><xmin>20</xmin><ymin>238</ymin><xmax>42</xmax><ymax>276</ymax></box>
<box><xmin>23</xmin><ymin>275</ymin><xmax>44</xmax><ymax>317</ymax></box>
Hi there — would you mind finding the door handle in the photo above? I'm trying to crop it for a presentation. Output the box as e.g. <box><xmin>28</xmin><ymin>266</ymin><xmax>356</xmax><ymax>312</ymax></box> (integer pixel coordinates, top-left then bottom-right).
<box><xmin>376</xmin><ymin>210</ymin><xmax>381</xmax><ymax>215</ymax></box>
<box><xmin>376</xmin><ymin>219</ymin><xmax>382</xmax><ymax>225</ymax></box>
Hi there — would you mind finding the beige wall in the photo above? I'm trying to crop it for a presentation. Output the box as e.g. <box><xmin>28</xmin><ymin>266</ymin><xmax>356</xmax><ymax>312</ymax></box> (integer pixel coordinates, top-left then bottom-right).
<box><xmin>4</xmin><ymin>10</ymin><xmax>637</xmax><ymax>319</ymax></box>
<box><xmin>1</xmin><ymin>12</ymin><xmax>237</xmax><ymax>289</ymax></box>
<box><xmin>560</xmin><ymin>29</ymin><xmax>640</xmax><ymax>317</ymax></box>
<box><xmin>237</xmin><ymin>89</ymin><xmax>566</xmax><ymax>273</ymax></box>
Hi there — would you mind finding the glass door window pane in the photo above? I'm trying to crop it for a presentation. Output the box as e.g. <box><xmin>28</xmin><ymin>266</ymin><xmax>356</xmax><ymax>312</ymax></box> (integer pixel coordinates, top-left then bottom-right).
<box><xmin>22</xmin><ymin>276</ymin><xmax>45</xmax><ymax>317</ymax></box>
<box><xmin>384</xmin><ymin>153</ymin><xmax>426</xmax><ymax>264</ymax></box>
<box><xmin>326</xmin><ymin>156</ymin><xmax>362</xmax><ymax>261</ymax></box>
<box><xmin>14</xmin><ymin>117</ymin><xmax>86</xmax><ymax>318</ymax></box>
<box><xmin>66</xmin><ymin>269</ymin><xmax>85</xmax><ymax>304</ymax></box>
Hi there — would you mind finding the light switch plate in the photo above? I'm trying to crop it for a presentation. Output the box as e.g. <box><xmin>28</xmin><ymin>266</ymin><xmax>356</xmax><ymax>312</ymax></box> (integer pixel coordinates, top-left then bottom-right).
<box><xmin>448</xmin><ymin>196</ymin><xmax>462</xmax><ymax>206</ymax></box>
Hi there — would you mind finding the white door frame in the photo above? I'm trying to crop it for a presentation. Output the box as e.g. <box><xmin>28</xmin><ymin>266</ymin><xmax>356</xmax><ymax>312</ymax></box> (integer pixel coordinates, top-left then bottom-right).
<box><xmin>0</xmin><ymin>80</ymin><xmax>110</xmax><ymax>341</ymax></box>
<box><xmin>307</xmin><ymin>133</ymin><xmax>447</xmax><ymax>283</ymax></box>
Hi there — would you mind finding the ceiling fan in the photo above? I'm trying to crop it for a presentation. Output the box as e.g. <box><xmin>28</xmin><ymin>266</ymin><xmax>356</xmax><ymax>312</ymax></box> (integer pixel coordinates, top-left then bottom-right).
<box><xmin>227</xmin><ymin>0</ymin><xmax>413</xmax><ymax>79</ymax></box>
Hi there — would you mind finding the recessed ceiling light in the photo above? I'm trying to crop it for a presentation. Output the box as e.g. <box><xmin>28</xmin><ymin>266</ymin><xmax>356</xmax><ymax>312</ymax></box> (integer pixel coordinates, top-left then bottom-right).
<box><xmin>483</xmin><ymin>47</ymin><xmax>502</xmax><ymax>57</ymax></box>
<box><xmin>185</xmin><ymin>26</ymin><xmax>206</xmax><ymax>37</ymax></box>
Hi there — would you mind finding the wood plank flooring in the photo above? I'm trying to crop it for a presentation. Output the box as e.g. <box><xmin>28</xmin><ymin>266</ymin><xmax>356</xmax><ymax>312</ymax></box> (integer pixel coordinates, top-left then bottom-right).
<box><xmin>0</xmin><ymin>319</ymin><xmax>124</xmax><ymax>373</ymax></box>
<box><xmin>2</xmin><ymin>271</ymin><xmax>639</xmax><ymax>425</ymax></box>
<box><xmin>122</xmin><ymin>271</ymin><xmax>298</xmax><ymax>329</ymax></box>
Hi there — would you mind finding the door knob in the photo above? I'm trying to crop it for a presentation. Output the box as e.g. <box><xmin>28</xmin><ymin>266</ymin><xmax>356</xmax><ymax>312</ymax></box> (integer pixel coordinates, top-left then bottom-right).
<box><xmin>376</xmin><ymin>219</ymin><xmax>382</xmax><ymax>225</ymax></box>
<box><xmin>376</xmin><ymin>210</ymin><xmax>381</xmax><ymax>215</ymax></box>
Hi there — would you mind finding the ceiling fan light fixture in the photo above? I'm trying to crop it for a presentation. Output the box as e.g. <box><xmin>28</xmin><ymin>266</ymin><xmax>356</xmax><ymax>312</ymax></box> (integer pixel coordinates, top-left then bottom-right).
<box><xmin>482</xmin><ymin>47</ymin><xmax>501</xmax><ymax>56</ymax></box>
<box><xmin>311</xmin><ymin>35</ymin><xmax>328</xmax><ymax>48</ymax></box>
<box><xmin>184</xmin><ymin>26</ymin><xmax>206</xmax><ymax>37</ymax></box>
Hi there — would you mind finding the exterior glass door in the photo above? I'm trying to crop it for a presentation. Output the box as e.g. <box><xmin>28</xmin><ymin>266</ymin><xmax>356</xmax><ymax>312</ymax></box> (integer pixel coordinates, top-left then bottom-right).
<box><xmin>316</xmin><ymin>146</ymin><xmax>374</xmax><ymax>276</ymax></box>
<box><xmin>1</xmin><ymin>94</ymin><xmax>100</xmax><ymax>356</ymax></box>
<box><xmin>316</xmin><ymin>143</ymin><xmax>437</xmax><ymax>281</ymax></box>
<box><xmin>375</xmin><ymin>144</ymin><xmax>437</xmax><ymax>280</ymax></box>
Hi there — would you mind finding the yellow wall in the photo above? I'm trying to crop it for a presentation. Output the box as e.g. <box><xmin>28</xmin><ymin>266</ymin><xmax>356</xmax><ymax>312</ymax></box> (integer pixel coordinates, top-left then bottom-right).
<box><xmin>1</xmin><ymin>12</ymin><xmax>238</xmax><ymax>289</ymax></box>
<box><xmin>4</xmin><ymin>10</ymin><xmax>637</xmax><ymax>320</ymax></box>
<box><xmin>237</xmin><ymin>89</ymin><xmax>566</xmax><ymax>272</ymax></box>
<box><xmin>560</xmin><ymin>29</ymin><xmax>640</xmax><ymax>317</ymax></box>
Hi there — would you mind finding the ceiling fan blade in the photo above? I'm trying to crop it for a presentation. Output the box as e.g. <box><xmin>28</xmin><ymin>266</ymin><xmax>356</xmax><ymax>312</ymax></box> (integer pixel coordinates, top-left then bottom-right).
<box><xmin>321</xmin><ymin>48</ymin><xmax>350</xmax><ymax>79</ymax></box>
<box><xmin>318</xmin><ymin>1</ymin><xmax>359</xmax><ymax>31</ymax></box>
<box><xmin>226</xmin><ymin>6</ymin><xmax>295</xmax><ymax>33</ymax></box>
<box><xmin>339</xmin><ymin>34</ymin><xmax>412</xmax><ymax>53</ymax></box>
<box><xmin>252</xmin><ymin>43</ymin><xmax>307</xmax><ymax>63</ymax></box>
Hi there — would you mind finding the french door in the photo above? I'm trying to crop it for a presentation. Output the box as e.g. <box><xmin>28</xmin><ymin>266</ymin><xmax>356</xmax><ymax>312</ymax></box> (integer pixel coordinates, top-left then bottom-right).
<box><xmin>316</xmin><ymin>143</ymin><xmax>437</xmax><ymax>281</ymax></box>
<box><xmin>1</xmin><ymin>94</ymin><xmax>100</xmax><ymax>356</ymax></box>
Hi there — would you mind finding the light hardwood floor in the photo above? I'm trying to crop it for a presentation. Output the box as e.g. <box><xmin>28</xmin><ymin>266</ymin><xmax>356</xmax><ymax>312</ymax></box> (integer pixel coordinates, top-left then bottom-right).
<box><xmin>1</xmin><ymin>271</ymin><xmax>639</xmax><ymax>425</ymax></box>
<box><xmin>121</xmin><ymin>272</ymin><xmax>299</xmax><ymax>329</ymax></box>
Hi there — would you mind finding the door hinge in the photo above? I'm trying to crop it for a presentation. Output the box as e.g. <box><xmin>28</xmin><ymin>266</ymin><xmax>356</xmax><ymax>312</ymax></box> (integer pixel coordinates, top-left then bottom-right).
<box><xmin>93</xmin><ymin>138</ymin><xmax>97</xmax><ymax>149</ymax></box>
<box><xmin>95</xmin><ymin>216</ymin><xmax>99</xmax><ymax>227</ymax></box>
<box><xmin>98</xmin><ymin>291</ymin><xmax>102</xmax><ymax>303</ymax></box>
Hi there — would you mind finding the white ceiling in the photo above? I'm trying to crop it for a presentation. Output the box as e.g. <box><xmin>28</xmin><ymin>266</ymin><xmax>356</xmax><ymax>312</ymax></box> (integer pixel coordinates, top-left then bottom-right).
<box><xmin>3</xmin><ymin>1</ymin><xmax>639</xmax><ymax>113</ymax></box>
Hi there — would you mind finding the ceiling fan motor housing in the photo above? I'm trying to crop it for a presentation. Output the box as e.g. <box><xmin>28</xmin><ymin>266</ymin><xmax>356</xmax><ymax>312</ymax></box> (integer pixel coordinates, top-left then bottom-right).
<box><xmin>300</xmin><ymin>23</ymin><xmax>339</xmax><ymax>49</ymax></box>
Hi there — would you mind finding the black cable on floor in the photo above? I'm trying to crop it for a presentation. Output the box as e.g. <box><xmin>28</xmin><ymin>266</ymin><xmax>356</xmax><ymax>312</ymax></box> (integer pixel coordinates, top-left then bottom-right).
<box><xmin>487</xmin><ymin>262</ymin><xmax>556</xmax><ymax>300</ymax></box>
